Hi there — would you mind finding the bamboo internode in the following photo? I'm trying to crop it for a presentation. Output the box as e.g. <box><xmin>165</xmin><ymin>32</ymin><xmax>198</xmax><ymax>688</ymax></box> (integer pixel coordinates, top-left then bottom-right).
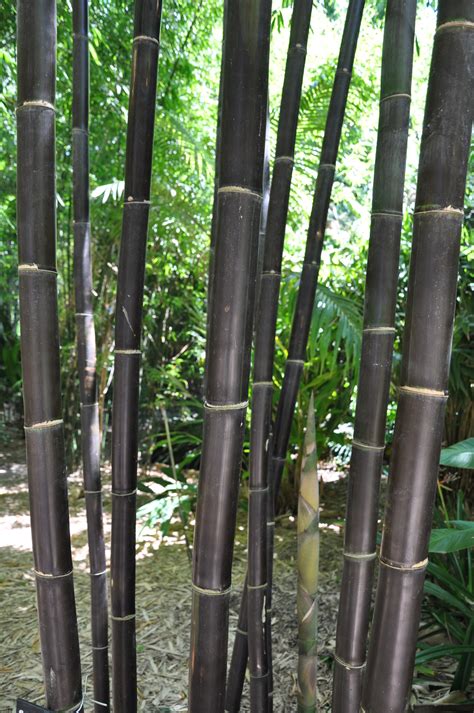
<box><xmin>16</xmin><ymin>0</ymin><xmax>82</xmax><ymax>709</ymax></box>
<box><xmin>111</xmin><ymin>2</ymin><xmax>162</xmax><ymax>710</ymax></box>
<box><xmin>361</xmin><ymin>3</ymin><xmax>474</xmax><ymax>711</ymax></box>
<box><xmin>332</xmin><ymin>1</ymin><xmax>417</xmax><ymax>710</ymax></box>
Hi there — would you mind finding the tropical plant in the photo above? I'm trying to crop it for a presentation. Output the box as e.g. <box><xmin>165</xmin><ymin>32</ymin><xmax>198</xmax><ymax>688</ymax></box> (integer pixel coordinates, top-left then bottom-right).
<box><xmin>16</xmin><ymin>0</ymin><xmax>82</xmax><ymax>708</ymax></box>
<box><xmin>110</xmin><ymin>2</ymin><xmax>162</xmax><ymax>710</ymax></box>
<box><xmin>362</xmin><ymin>4</ymin><xmax>474</xmax><ymax>711</ymax></box>
<box><xmin>188</xmin><ymin>1</ymin><xmax>272</xmax><ymax>710</ymax></box>
<box><xmin>72</xmin><ymin>1</ymin><xmax>109</xmax><ymax>708</ymax></box>
<box><xmin>333</xmin><ymin>1</ymin><xmax>417</xmax><ymax>710</ymax></box>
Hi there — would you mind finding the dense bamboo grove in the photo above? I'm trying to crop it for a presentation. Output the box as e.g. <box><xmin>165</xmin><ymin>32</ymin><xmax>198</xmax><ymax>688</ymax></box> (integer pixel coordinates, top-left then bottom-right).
<box><xmin>8</xmin><ymin>0</ymin><xmax>474</xmax><ymax>710</ymax></box>
<box><xmin>72</xmin><ymin>1</ymin><xmax>109</xmax><ymax>709</ymax></box>
<box><xmin>110</xmin><ymin>2</ymin><xmax>162</xmax><ymax>710</ymax></box>
<box><xmin>362</xmin><ymin>2</ymin><xmax>474</xmax><ymax>712</ymax></box>
<box><xmin>16</xmin><ymin>0</ymin><xmax>82</xmax><ymax>709</ymax></box>
<box><xmin>332</xmin><ymin>1</ymin><xmax>417</xmax><ymax>711</ymax></box>
<box><xmin>188</xmin><ymin>0</ymin><xmax>272</xmax><ymax>709</ymax></box>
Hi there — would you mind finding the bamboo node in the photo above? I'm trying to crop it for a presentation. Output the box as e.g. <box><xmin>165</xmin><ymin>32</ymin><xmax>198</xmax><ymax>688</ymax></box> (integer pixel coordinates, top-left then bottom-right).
<box><xmin>249</xmin><ymin>486</ymin><xmax>269</xmax><ymax>494</ymax></box>
<box><xmin>111</xmin><ymin>613</ymin><xmax>136</xmax><ymax>621</ymax></box>
<box><xmin>380</xmin><ymin>92</ymin><xmax>411</xmax><ymax>104</ymax></box>
<box><xmin>34</xmin><ymin>568</ymin><xmax>73</xmax><ymax>579</ymax></box>
<box><xmin>343</xmin><ymin>551</ymin><xmax>377</xmax><ymax>561</ymax></box>
<box><xmin>133</xmin><ymin>35</ymin><xmax>160</xmax><ymax>47</ymax></box>
<box><xmin>18</xmin><ymin>263</ymin><xmax>56</xmax><ymax>275</ymax></box>
<box><xmin>380</xmin><ymin>556</ymin><xmax>428</xmax><ymax>571</ymax></box>
<box><xmin>371</xmin><ymin>211</ymin><xmax>403</xmax><ymax>218</ymax></box>
<box><xmin>236</xmin><ymin>627</ymin><xmax>248</xmax><ymax>636</ymax></box>
<box><xmin>352</xmin><ymin>439</ymin><xmax>384</xmax><ymax>452</ymax></box>
<box><xmin>204</xmin><ymin>400</ymin><xmax>248</xmax><ymax>411</ymax></box>
<box><xmin>91</xmin><ymin>645</ymin><xmax>108</xmax><ymax>651</ymax></box>
<box><xmin>436</xmin><ymin>20</ymin><xmax>474</xmax><ymax>34</ymax></box>
<box><xmin>319</xmin><ymin>162</ymin><xmax>336</xmax><ymax>170</ymax></box>
<box><xmin>334</xmin><ymin>653</ymin><xmax>365</xmax><ymax>670</ymax></box>
<box><xmin>25</xmin><ymin>419</ymin><xmax>63</xmax><ymax>431</ymax></box>
<box><xmin>247</xmin><ymin>582</ymin><xmax>267</xmax><ymax>590</ymax></box>
<box><xmin>294</xmin><ymin>43</ymin><xmax>307</xmax><ymax>54</ymax></box>
<box><xmin>115</xmin><ymin>348</ymin><xmax>141</xmax><ymax>355</ymax></box>
<box><xmin>17</xmin><ymin>100</ymin><xmax>55</xmax><ymax>112</ymax></box>
<box><xmin>73</xmin><ymin>32</ymin><xmax>88</xmax><ymax>41</ymax></box>
<box><xmin>192</xmin><ymin>583</ymin><xmax>232</xmax><ymax>596</ymax></box>
<box><xmin>112</xmin><ymin>489</ymin><xmax>137</xmax><ymax>496</ymax></box>
<box><xmin>89</xmin><ymin>569</ymin><xmax>107</xmax><ymax>577</ymax></box>
<box><xmin>274</xmin><ymin>155</ymin><xmax>295</xmax><ymax>164</ymax></box>
<box><xmin>252</xmin><ymin>380</ymin><xmax>273</xmax><ymax>388</ymax></box>
<box><xmin>362</xmin><ymin>326</ymin><xmax>395</xmax><ymax>334</ymax></box>
<box><xmin>218</xmin><ymin>185</ymin><xmax>263</xmax><ymax>201</ymax></box>
<box><xmin>249</xmin><ymin>671</ymin><xmax>269</xmax><ymax>679</ymax></box>
<box><xmin>286</xmin><ymin>358</ymin><xmax>304</xmax><ymax>365</ymax></box>
<box><xmin>83</xmin><ymin>489</ymin><xmax>102</xmax><ymax>495</ymax></box>
<box><xmin>399</xmin><ymin>385</ymin><xmax>446</xmax><ymax>399</ymax></box>
<box><xmin>415</xmin><ymin>206</ymin><xmax>464</xmax><ymax>217</ymax></box>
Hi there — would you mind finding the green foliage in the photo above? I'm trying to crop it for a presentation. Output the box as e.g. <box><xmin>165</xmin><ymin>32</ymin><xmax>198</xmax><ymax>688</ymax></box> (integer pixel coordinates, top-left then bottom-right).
<box><xmin>440</xmin><ymin>439</ymin><xmax>474</xmax><ymax>471</ymax></box>
<box><xmin>417</xmin><ymin>491</ymin><xmax>474</xmax><ymax>693</ymax></box>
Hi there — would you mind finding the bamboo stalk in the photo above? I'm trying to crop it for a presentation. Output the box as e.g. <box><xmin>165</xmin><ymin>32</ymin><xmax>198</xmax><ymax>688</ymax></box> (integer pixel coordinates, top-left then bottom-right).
<box><xmin>72</xmin><ymin>1</ymin><xmax>110</xmax><ymax>709</ymax></box>
<box><xmin>226</xmin><ymin>3</ymin><xmax>313</xmax><ymax>709</ymax></box>
<box><xmin>110</xmin><ymin>3</ymin><xmax>162</xmax><ymax>710</ymax></box>
<box><xmin>361</xmin><ymin>4</ymin><xmax>474</xmax><ymax>712</ymax></box>
<box><xmin>297</xmin><ymin>393</ymin><xmax>320</xmax><ymax>713</ymax></box>
<box><xmin>265</xmin><ymin>0</ymin><xmax>365</xmax><ymax>700</ymax></box>
<box><xmin>332</xmin><ymin>2</ymin><xmax>417</xmax><ymax>710</ymax></box>
<box><xmin>188</xmin><ymin>1</ymin><xmax>272</xmax><ymax>710</ymax></box>
<box><xmin>16</xmin><ymin>0</ymin><xmax>82</xmax><ymax>710</ymax></box>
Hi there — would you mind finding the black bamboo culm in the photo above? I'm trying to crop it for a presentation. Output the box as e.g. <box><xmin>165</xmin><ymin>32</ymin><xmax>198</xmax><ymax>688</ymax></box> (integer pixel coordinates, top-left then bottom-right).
<box><xmin>332</xmin><ymin>2</ymin><xmax>417</xmax><ymax>710</ymax></box>
<box><xmin>226</xmin><ymin>3</ymin><xmax>313</xmax><ymax>710</ymax></box>
<box><xmin>265</xmin><ymin>0</ymin><xmax>365</xmax><ymax>700</ymax></box>
<box><xmin>361</xmin><ymin>4</ymin><xmax>474</xmax><ymax>712</ymax></box>
<box><xmin>188</xmin><ymin>0</ymin><xmax>272</xmax><ymax>710</ymax></box>
<box><xmin>110</xmin><ymin>2</ymin><xmax>162</xmax><ymax>710</ymax></box>
<box><xmin>72</xmin><ymin>1</ymin><xmax>110</xmax><ymax>709</ymax></box>
<box><xmin>16</xmin><ymin>0</ymin><xmax>82</xmax><ymax>709</ymax></box>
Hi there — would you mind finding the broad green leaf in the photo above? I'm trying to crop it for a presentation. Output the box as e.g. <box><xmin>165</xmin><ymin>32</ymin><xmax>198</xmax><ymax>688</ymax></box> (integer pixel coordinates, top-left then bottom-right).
<box><xmin>440</xmin><ymin>438</ymin><xmax>474</xmax><ymax>469</ymax></box>
<box><xmin>429</xmin><ymin>527</ymin><xmax>474</xmax><ymax>553</ymax></box>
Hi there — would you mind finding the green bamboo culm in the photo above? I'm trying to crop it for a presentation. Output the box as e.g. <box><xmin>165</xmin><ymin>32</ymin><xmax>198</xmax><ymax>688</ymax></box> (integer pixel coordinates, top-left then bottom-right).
<box><xmin>188</xmin><ymin>0</ymin><xmax>272</xmax><ymax>710</ymax></box>
<box><xmin>72</xmin><ymin>1</ymin><xmax>110</xmax><ymax>709</ymax></box>
<box><xmin>297</xmin><ymin>393</ymin><xmax>320</xmax><ymax>713</ymax></box>
<box><xmin>361</xmin><ymin>3</ymin><xmax>474</xmax><ymax>712</ymax></box>
<box><xmin>226</xmin><ymin>3</ymin><xmax>314</xmax><ymax>709</ymax></box>
<box><xmin>110</xmin><ymin>2</ymin><xmax>162</xmax><ymax>710</ymax></box>
<box><xmin>16</xmin><ymin>0</ymin><xmax>82</xmax><ymax>709</ymax></box>
<box><xmin>265</xmin><ymin>0</ymin><xmax>365</xmax><ymax>700</ymax></box>
<box><xmin>332</xmin><ymin>1</ymin><xmax>417</xmax><ymax>710</ymax></box>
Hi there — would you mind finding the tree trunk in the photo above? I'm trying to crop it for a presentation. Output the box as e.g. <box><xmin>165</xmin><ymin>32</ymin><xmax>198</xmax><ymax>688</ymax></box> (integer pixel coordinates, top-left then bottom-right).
<box><xmin>361</xmin><ymin>4</ymin><xmax>474</xmax><ymax>712</ymax></box>
<box><xmin>332</xmin><ymin>2</ymin><xmax>417</xmax><ymax>710</ymax></box>
<box><xmin>72</xmin><ymin>1</ymin><xmax>110</xmax><ymax>709</ymax></box>
<box><xmin>110</xmin><ymin>3</ymin><xmax>162</xmax><ymax>711</ymax></box>
<box><xmin>16</xmin><ymin>0</ymin><xmax>82</xmax><ymax>709</ymax></box>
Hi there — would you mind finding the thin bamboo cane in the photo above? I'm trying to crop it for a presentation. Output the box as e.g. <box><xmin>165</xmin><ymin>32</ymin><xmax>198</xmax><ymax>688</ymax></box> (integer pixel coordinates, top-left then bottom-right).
<box><xmin>188</xmin><ymin>1</ymin><xmax>272</xmax><ymax>710</ymax></box>
<box><xmin>16</xmin><ymin>0</ymin><xmax>82</xmax><ymax>709</ymax></box>
<box><xmin>247</xmin><ymin>105</ymin><xmax>272</xmax><ymax>713</ymax></box>
<box><xmin>110</xmin><ymin>3</ymin><xmax>162</xmax><ymax>711</ymax></box>
<box><xmin>297</xmin><ymin>393</ymin><xmax>320</xmax><ymax>713</ymax></box>
<box><xmin>361</xmin><ymin>4</ymin><xmax>474</xmax><ymax>712</ymax></box>
<box><xmin>332</xmin><ymin>2</ymin><xmax>417</xmax><ymax>710</ymax></box>
<box><xmin>226</xmin><ymin>3</ymin><xmax>313</xmax><ymax>709</ymax></box>
<box><xmin>265</xmin><ymin>0</ymin><xmax>365</xmax><ymax>701</ymax></box>
<box><xmin>72</xmin><ymin>1</ymin><xmax>109</xmax><ymax>709</ymax></box>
